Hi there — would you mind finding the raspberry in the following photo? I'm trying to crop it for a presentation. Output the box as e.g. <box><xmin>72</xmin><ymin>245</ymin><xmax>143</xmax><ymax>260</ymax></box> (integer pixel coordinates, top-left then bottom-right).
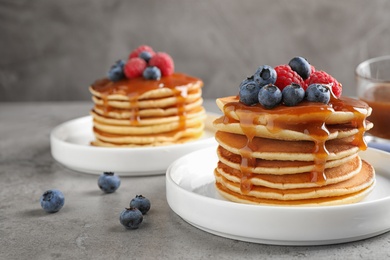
<box><xmin>310</xmin><ymin>64</ymin><xmax>316</xmax><ymax>74</ymax></box>
<box><xmin>129</xmin><ymin>45</ymin><xmax>155</xmax><ymax>59</ymax></box>
<box><xmin>149</xmin><ymin>52</ymin><xmax>174</xmax><ymax>76</ymax></box>
<box><xmin>305</xmin><ymin>70</ymin><xmax>342</xmax><ymax>98</ymax></box>
<box><xmin>124</xmin><ymin>58</ymin><xmax>147</xmax><ymax>79</ymax></box>
<box><xmin>274</xmin><ymin>65</ymin><xmax>307</xmax><ymax>91</ymax></box>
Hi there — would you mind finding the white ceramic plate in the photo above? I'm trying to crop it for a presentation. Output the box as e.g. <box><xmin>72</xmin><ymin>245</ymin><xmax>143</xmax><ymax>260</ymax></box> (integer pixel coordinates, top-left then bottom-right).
<box><xmin>50</xmin><ymin>114</ymin><xmax>218</xmax><ymax>176</ymax></box>
<box><xmin>166</xmin><ymin>147</ymin><xmax>390</xmax><ymax>245</ymax></box>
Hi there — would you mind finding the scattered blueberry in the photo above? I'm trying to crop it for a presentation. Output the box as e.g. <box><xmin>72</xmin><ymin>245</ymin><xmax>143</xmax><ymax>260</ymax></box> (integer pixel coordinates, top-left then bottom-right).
<box><xmin>282</xmin><ymin>83</ymin><xmax>305</xmax><ymax>106</ymax></box>
<box><xmin>258</xmin><ymin>84</ymin><xmax>282</xmax><ymax>109</ymax></box>
<box><xmin>143</xmin><ymin>66</ymin><xmax>161</xmax><ymax>80</ymax></box>
<box><xmin>40</xmin><ymin>189</ymin><xmax>65</xmax><ymax>213</ymax></box>
<box><xmin>253</xmin><ymin>65</ymin><xmax>277</xmax><ymax>86</ymax></box>
<box><xmin>139</xmin><ymin>51</ymin><xmax>153</xmax><ymax>63</ymax></box>
<box><xmin>108</xmin><ymin>60</ymin><xmax>126</xmax><ymax>81</ymax></box>
<box><xmin>130</xmin><ymin>195</ymin><xmax>151</xmax><ymax>215</ymax></box>
<box><xmin>306</xmin><ymin>84</ymin><xmax>331</xmax><ymax>104</ymax></box>
<box><xmin>288</xmin><ymin>57</ymin><xmax>311</xmax><ymax>80</ymax></box>
<box><xmin>119</xmin><ymin>207</ymin><xmax>143</xmax><ymax>229</ymax></box>
<box><xmin>239</xmin><ymin>78</ymin><xmax>261</xmax><ymax>106</ymax></box>
<box><xmin>98</xmin><ymin>172</ymin><xmax>121</xmax><ymax>193</ymax></box>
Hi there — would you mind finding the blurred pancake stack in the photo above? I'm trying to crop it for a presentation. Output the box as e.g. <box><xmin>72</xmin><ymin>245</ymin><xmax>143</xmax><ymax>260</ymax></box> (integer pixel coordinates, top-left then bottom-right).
<box><xmin>213</xmin><ymin>57</ymin><xmax>375</xmax><ymax>206</ymax></box>
<box><xmin>89</xmin><ymin>45</ymin><xmax>206</xmax><ymax>147</ymax></box>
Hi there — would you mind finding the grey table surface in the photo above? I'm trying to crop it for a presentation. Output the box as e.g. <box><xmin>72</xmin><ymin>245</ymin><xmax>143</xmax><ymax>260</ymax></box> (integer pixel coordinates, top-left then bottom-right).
<box><xmin>1</xmin><ymin>100</ymin><xmax>390</xmax><ymax>260</ymax></box>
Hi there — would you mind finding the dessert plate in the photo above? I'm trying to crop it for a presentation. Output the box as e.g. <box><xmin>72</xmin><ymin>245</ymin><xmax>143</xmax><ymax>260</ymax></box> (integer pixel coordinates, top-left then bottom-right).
<box><xmin>166</xmin><ymin>147</ymin><xmax>390</xmax><ymax>245</ymax></box>
<box><xmin>50</xmin><ymin>114</ymin><xmax>218</xmax><ymax>176</ymax></box>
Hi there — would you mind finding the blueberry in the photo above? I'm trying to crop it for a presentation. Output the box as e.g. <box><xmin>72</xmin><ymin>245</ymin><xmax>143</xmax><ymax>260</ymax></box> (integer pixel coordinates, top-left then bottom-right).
<box><xmin>143</xmin><ymin>66</ymin><xmax>161</xmax><ymax>80</ymax></box>
<box><xmin>239</xmin><ymin>78</ymin><xmax>261</xmax><ymax>106</ymax></box>
<box><xmin>253</xmin><ymin>65</ymin><xmax>277</xmax><ymax>86</ymax></box>
<box><xmin>139</xmin><ymin>51</ymin><xmax>153</xmax><ymax>63</ymax></box>
<box><xmin>119</xmin><ymin>207</ymin><xmax>143</xmax><ymax>229</ymax></box>
<box><xmin>258</xmin><ymin>84</ymin><xmax>282</xmax><ymax>109</ymax></box>
<box><xmin>98</xmin><ymin>172</ymin><xmax>121</xmax><ymax>193</ymax></box>
<box><xmin>130</xmin><ymin>195</ymin><xmax>151</xmax><ymax>215</ymax></box>
<box><xmin>306</xmin><ymin>84</ymin><xmax>331</xmax><ymax>104</ymax></box>
<box><xmin>288</xmin><ymin>57</ymin><xmax>311</xmax><ymax>80</ymax></box>
<box><xmin>108</xmin><ymin>60</ymin><xmax>125</xmax><ymax>81</ymax></box>
<box><xmin>40</xmin><ymin>189</ymin><xmax>65</xmax><ymax>213</ymax></box>
<box><xmin>282</xmin><ymin>83</ymin><xmax>305</xmax><ymax>106</ymax></box>
<box><xmin>238</xmin><ymin>76</ymin><xmax>254</xmax><ymax>90</ymax></box>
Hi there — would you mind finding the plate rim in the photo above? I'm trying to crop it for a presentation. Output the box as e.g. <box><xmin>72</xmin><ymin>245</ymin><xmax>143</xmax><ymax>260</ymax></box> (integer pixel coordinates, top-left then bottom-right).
<box><xmin>166</xmin><ymin>146</ymin><xmax>390</xmax><ymax>245</ymax></box>
<box><xmin>50</xmin><ymin>113</ymin><xmax>219</xmax><ymax>175</ymax></box>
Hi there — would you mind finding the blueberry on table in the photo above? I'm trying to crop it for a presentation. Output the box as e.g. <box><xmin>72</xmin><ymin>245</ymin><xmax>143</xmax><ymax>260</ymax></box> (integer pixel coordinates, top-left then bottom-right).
<box><xmin>119</xmin><ymin>207</ymin><xmax>143</xmax><ymax>229</ymax></box>
<box><xmin>288</xmin><ymin>56</ymin><xmax>311</xmax><ymax>80</ymax></box>
<box><xmin>306</xmin><ymin>84</ymin><xmax>331</xmax><ymax>104</ymax></box>
<box><xmin>98</xmin><ymin>172</ymin><xmax>121</xmax><ymax>193</ymax></box>
<box><xmin>130</xmin><ymin>195</ymin><xmax>151</xmax><ymax>215</ymax></box>
<box><xmin>258</xmin><ymin>84</ymin><xmax>282</xmax><ymax>109</ymax></box>
<box><xmin>253</xmin><ymin>65</ymin><xmax>277</xmax><ymax>86</ymax></box>
<box><xmin>282</xmin><ymin>83</ymin><xmax>305</xmax><ymax>106</ymax></box>
<box><xmin>40</xmin><ymin>189</ymin><xmax>65</xmax><ymax>213</ymax></box>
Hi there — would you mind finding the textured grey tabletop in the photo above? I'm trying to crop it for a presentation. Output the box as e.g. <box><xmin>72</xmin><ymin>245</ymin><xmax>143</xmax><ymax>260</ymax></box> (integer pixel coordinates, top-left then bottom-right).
<box><xmin>1</xmin><ymin>100</ymin><xmax>390</xmax><ymax>260</ymax></box>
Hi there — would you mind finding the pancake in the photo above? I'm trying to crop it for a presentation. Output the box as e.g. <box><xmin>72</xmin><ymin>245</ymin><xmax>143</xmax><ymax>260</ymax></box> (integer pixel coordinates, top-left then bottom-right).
<box><xmin>217</xmin><ymin>145</ymin><xmax>358</xmax><ymax>175</ymax></box>
<box><xmin>216</xmin><ymin>155</ymin><xmax>362</xmax><ymax>189</ymax></box>
<box><xmin>216</xmin><ymin>131</ymin><xmax>360</xmax><ymax>161</ymax></box>
<box><xmin>93</xmin><ymin>98</ymin><xmax>203</xmax><ymax>119</ymax></box>
<box><xmin>217</xmin><ymin>96</ymin><xmax>372</xmax><ymax>126</ymax></box>
<box><xmin>215</xmin><ymin>160</ymin><xmax>375</xmax><ymax>204</ymax></box>
<box><xmin>215</xmin><ymin>181</ymin><xmax>375</xmax><ymax>207</ymax></box>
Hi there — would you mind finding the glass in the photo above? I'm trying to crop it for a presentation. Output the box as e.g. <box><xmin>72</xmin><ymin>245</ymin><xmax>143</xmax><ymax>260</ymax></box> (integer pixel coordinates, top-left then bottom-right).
<box><xmin>356</xmin><ymin>55</ymin><xmax>390</xmax><ymax>149</ymax></box>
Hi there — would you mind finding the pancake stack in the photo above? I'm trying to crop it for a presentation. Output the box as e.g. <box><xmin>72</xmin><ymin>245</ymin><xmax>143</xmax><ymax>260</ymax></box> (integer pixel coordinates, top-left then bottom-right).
<box><xmin>89</xmin><ymin>46</ymin><xmax>206</xmax><ymax>147</ymax></box>
<box><xmin>89</xmin><ymin>74</ymin><xmax>205</xmax><ymax>147</ymax></box>
<box><xmin>213</xmin><ymin>59</ymin><xmax>375</xmax><ymax>206</ymax></box>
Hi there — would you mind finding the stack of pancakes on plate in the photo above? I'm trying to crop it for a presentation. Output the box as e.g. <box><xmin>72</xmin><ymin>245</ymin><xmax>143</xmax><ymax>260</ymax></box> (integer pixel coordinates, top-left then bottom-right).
<box><xmin>213</xmin><ymin>96</ymin><xmax>375</xmax><ymax>206</ymax></box>
<box><xmin>89</xmin><ymin>73</ymin><xmax>206</xmax><ymax>147</ymax></box>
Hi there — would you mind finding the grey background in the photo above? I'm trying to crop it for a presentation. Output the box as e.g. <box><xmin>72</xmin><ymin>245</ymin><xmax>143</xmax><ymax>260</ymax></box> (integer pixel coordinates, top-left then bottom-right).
<box><xmin>1</xmin><ymin>0</ymin><xmax>390</xmax><ymax>102</ymax></box>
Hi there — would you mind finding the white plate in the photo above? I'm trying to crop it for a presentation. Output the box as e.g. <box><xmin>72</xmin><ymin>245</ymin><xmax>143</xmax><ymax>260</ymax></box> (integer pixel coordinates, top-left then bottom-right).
<box><xmin>166</xmin><ymin>147</ymin><xmax>390</xmax><ymax>245</ymax></box>
<box><xmin>50</xmin><ymin>114</ymin><xmax>218</xmax><ymax>176</ymax></box>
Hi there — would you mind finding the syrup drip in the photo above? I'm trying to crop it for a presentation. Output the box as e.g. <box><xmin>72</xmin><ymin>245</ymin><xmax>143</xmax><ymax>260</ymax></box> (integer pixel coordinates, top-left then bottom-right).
<box><xmin>234</xmin><ymin>109</ymin><xmax>258</xmax><ymax>194</ymax></box>
<box><xmin>91</xmin><ymin>73</ymin><xmax>201</xmax><ymax>128</ymax></box>
<box><xmin>220</xmin><ymin>95</ymin><xmax>370</xmax><ymax>193</ymax></box>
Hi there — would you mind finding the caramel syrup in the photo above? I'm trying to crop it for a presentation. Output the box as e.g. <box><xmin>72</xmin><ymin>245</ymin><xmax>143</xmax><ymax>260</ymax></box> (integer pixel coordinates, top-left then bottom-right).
<box><xmin>220</xmin><ymin>95</ymin><xmax>370</xmax><ymax>193</ymax></box>
<box><xmin>91</xmin><ymin>73</ymin><xmax>201</xmax><ymax>128</ymax></box>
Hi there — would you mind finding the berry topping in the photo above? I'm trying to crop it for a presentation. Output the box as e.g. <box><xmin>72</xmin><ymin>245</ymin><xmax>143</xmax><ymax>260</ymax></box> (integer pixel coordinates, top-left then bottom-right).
<box><xmin>124</xmin><ymin>58</ymin><xmax>147</xmax><ymax>79</ymax></box>
<box><xmin>108</xmin><ymin>60</ymin><xmax>126</xmax><ymax>82</ymax></box>
<box><xmin>98</xmin><ymin>172</ymin><xmax>121</xmax><ymax>193</ymax></box>
<box><xmin>239</xmin><ymin>78</ymin><xmax>261</xmax><ymax>106</ymax></box>
<box><xmin>306</xmin><ymin>84</ymin><xmax>331</xmax><ymax>104</ymax></box>
<box><xmin>139</xmin><ymin>51</ymin><xmax>153</xmax><ymax>63</ymax></box>
<box><xmin>40</xmin><ymin>189</ymin><xmax>65</xmax><ymax>213</ymax></box>
<box><xmin>258</xmin><ymin>84</ymin><xmax>282</xmax><ymax>109</ymax></box>
<box><xmin>119</xmin><ymin>207</ymin><xmax>143</xmax><ymax>229</ymax></box>
<box><xmin>129</xmin><ymin>45</ymin><xmax>155</xmax><ymax>59</ymax></box>
<box><xmin>143</xmin><ymin>66</ymin><xmax>161</xmax><ymax>80</ymax></box>
<box><xmin>130</xmin><ymin>195</ymin><xmax>151</xmax><ymax>215</ymax></box>
<box><xmin>274</xmin><ymin>65</ymin><xmax>307</xmax><ymax>91</ymax></box>
<box><xmin>288</xmin><ymin>57</ymin><xmax>311</xmax><ymax>80</ymax></box>
<box><xmin>149</xmin><ymin>52</ymin><xmax>175</xmax><ymax>76</ymax></box>
<box><xmin>282</xmin><ymin>83</ymin><xmax>305</xmax><ymax>106</ymax></box>
<box><xmin>306</xmin><ymin>70</ymin><xmax>342</xmax><ymax>98</ymax></box>
<box><xmin>253</xmin><ymin>65</ymin><xmax>277</xmax><ymax>86</ymax></box>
